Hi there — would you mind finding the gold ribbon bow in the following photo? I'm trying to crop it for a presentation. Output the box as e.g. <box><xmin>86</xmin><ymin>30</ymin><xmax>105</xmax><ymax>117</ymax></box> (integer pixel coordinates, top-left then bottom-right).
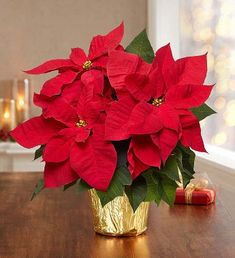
<box><xmin>184</xmin><ymin>179</ymin><xmax>209</xmax><ymax>204</ymax></box>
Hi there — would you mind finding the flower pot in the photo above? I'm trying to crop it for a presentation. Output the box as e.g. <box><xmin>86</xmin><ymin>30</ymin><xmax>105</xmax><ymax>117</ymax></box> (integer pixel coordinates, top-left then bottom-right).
<box><xmin>89</xmin><ymin>189</ymin><xmax>150</xmax><ymax>237</ymax></box>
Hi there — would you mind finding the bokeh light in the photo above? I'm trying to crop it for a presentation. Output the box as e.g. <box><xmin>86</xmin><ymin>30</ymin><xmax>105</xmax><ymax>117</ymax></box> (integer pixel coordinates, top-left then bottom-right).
<box><xmin>212</xmin><ymin>132</ymin><xmax>227</xmax><ymax>145</ymax></box>
<box><xmin>214</xmin><ymin>96</ymin><xmax>226</xmax><ymax>110</ymax></box>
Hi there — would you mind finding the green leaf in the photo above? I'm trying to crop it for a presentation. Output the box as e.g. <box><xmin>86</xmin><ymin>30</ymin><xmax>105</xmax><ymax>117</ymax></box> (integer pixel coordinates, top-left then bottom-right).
<box><xmin>77</xmin><ymin>179</ymin><xmax>92</xmax><ymax>193</ymax></box>
<box><xmin>174</xmin><ymin>145</ymin><xmax>195</xmax><ymax>187</ymax></box>
<box><xmin>160</xmin><ymin>176</ymin><xmax>178</xmax><ymax>206</ymax></box>
<box><xmin>142</xmin><ymin>169</ymin><xmax>161</xmax><ymax>204</ymax></box>
<box><xmin>117</xmin><ymin>166</ymin><xmax>132</xmax><ymax>185</ymax></box>
<box><xmin>153</xmin><ymin>174</ymin><xmax>178</xmax><ymax>206</ymax></box>
<box><xmin>191</xmin><ymin>103</ymin><xmax>216</xmax><ymax>121</ymax></box>
<box><xmin>63</xmin><ymin>180</ymin><xmax>78</xmax><ymax>191</ymax></box>
<box><xmin>97</xmin><ymin>166</ymin><xmax>132</xmax><ymax>207</ymax></box>
<box><xmin>177</xmin><ymin>145</ymin><xmax>195</xmax><ymax>172</ymax></box>
<box><xmin>34</xmin><ymin>145</ymin><xmax>45</xmax><ymax>160</ymax></box>
<box><xmin>140</xmin><ymin>155</ymin><xmax>182</xmax><ymax>207</ymax></box>
<box><xmin>31</xmin><ymin>178</ymin><xmax>44</xmax><ymax>200</ymax></box>
<box><xmin>154</xmin><ymin>186</ymin><xmax>163</xmax><ymax>206</ymax></box>
<box><xmin>125</xmin><ymin>177</ymin><xmax>147</xmax><ymax>212</ymax></box>
<box><xmin>125</xmin><ymin>29</ymin><xmax>154</xmax><ymax>63</ymax></box>
<box><xmin>142</xmin><ymin>162</ymin><xmax>179</xmax><ymax>207</ymax></box>
<box><xmin>160</xmin><ymin>155</ymin><xmax>180</xmax><ymax>181</ymax></box>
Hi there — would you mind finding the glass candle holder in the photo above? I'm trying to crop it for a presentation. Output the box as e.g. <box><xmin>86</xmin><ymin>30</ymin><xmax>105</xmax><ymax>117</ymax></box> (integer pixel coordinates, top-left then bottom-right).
<box><xmin>13</xmin><ymin>78</ymin><xmax>30</xmax><ymax>124</ymax></box>
<box><xmin>0</xmin><ymin>98</ymin><xmax>16</xmax><ymax>132</ymax></box>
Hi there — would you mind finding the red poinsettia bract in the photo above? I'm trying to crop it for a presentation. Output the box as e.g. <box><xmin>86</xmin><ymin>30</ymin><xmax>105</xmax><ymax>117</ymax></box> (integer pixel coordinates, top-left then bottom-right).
<box><xmin>25</xmin><ymin>22</ymin><xmax>124</xmax><ymax>97</ymax></box>
<box><xmin>105</xmin><ymin>44</ymin><xmax>213</xmax><ymax>178</ymax></box>
<box><xmin>11</xmin><ymin>73</ymin><xmax>117</xmax><ymax>191</ymax></box>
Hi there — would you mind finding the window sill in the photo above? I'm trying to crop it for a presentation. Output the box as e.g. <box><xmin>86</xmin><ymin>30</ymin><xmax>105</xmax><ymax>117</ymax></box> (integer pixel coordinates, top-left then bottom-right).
<box><xmin>195</xmin><ymin>144</ymin><xmax>235</xmax><ymax>175</ymax></box>
<box><xmin>0</xmin><ymin>142</ymin><xmax>43</xmax><ymax>172</ymax></box>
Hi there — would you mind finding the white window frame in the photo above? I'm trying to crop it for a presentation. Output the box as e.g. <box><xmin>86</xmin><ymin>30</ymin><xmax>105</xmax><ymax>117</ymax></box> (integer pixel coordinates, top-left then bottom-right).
<box><xmin>147</xmin><ymin>0</ymin><xmax>180</xmax><ymax>58</ymax></box>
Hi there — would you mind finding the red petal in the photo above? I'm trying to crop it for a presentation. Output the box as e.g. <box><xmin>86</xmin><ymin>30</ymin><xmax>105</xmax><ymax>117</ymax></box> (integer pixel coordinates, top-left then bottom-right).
<box><xmin>125</xmin><ymin>73</ymin><xmax>152</xmax><ymax>101</ymax></box>
<box><xmin>132</xmin><ymin>136</ymin><xmax>161</xmax><ymax>167</ymax></box>
<box><xmin>10</xmin><ymin>116</ymin><xmax>64</xmax><ymax>148</ymax></box>
<box><xmin>115</xmin><ymin>45</ymin><xmax>124</xmax><ymax>51</ymax></box>
<box><xmin>126</xmin><ymin>69</ymin><xmax>165</xmax><ymax>101</ymax></box>
<box><xmin>128</xmin><ymin>142</ymin><xmax>149</xmax><ymax>179</ymax></box>
<box><xmin>157</xmin><ymin>104</ymin><xmax>181</xmax><ymax>131</ymax></box>
<box><xmin>105</xmin><ymin>96</ymin><xmax>136</xmax><ymax>141</ymax></box>
<box><xmin>81</xmin><ymin>70</ymin><xmax>104</xmax><ymax>96</ymax></box>
<box><xmin>166</xmin><ymin>84</ymin><xmax>213</xmax><ymax>108</ymax></box>
<box><xmin>115</xmin><ymin>89</ymin><xmax>131</xmax><ymax>99</ymax></box>
<box><xmin>69</xmin><ymin>48</ymin><xmax>87</xmax><ymax>66</ymax></box>
<box><xmin>136</xmin><ymin>57</ymin><xmax>152</xmax><ymax>74</ymax></box>
<box><xmin>70</xmin><ymin>126</ymin><xmax>117</xmax><ymax>191</ymax></box>
<box><xmin>92</xmin><ymin>56</ymin><xmax>108</xmax><ymax>69</ymax></box>
<box><xmin>83</xmin><ymin>100</ymin><xmax>107</xmax><ymax>127</ymax></box>
<box><xmin>180</xmin><ymin>111</ymin><xmax>206</xmax><ymax>152</ymax></box>
<box><xmin>25</xmin><ymin>59</ymin><xmax>74</xmax><ymax>74</ymax></box>
<box><xmin>166</xmin><ymin>53</ymin><xmax>208</xmax><ymax>86</ymax></box>
<box><xmin>88</xmin><ymin>22</ymin><xmax>124</xmax><ymax>60</ymax></box>
<box><xmin>128</xmin><ymin>102</ymin><xmax>163</xmax><ymax>135</ymax></box>
<box><xmin>40</xmin><ymin>70</ymin><xmax>78</xmax><ymax>97</ymax></box>
<box><xmin>103</xmin><ymin>77</ymin><xmax>115</xmax><ymax>99</ymax></box>
<box><xmin>152</xmin><ymin>43</ymin><xmax>174</xmax><ymax>73</ymax></box>
<box><xmin>43</xmin><ymin>128</ymin><xmax>76</xmax><ymax>163</ymax></box>
<box><xmin>44</xmin><ymin>161</ymin><xmax>79</xmax><ymax>188</ymax></box>
<box><xmin>75</xmin><ymin>127</ymin><xmax>90</xmax><ymax>143</ymax></box>
<box><xmin>107</xmin><ymin>51</ymin><xmax>140</xmax><ymax>90</ymax></box>
<box><xmin>149</xmin><ymin>104</ymin><xmax>181</xmax><ymax>162</ymax></box>
<box><xmin>61</xmin><ymin>80</ymin><xmax>82</xmax><ymax>107</ymax></box>
<box><xmin>77</xmin><ymin>74</ymin><xmax>103</xmax><ymax>113</ymax></box>
<box><xmin>148</xmin><ymin>68</ymin><xmax>166</xmax><ymax>98</ymax></box>
<box><xmin>181</xmin><ymin>126</ymin><xmax>206</xmax><ymax>152</ymax></box>
<box><xmin>34</xmin><ymin>94</ymin><xmax>77</xmax><ymax>127</ymax></box>
<box><xmin>151</xmin><ymin>128</ymin><xmax>179</xmax><ymax>163</ymax></box>
<box><xmin>76</xmin><ymin>75</ymin><xmax>106</xmax><ymax>126</ymax></box>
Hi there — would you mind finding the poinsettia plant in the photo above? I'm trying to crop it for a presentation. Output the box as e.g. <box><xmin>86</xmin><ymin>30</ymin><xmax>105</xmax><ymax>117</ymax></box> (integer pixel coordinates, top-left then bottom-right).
<box><xmin>10</xmin><ymin>23</ymin><xmax>215</xmax><ymax>210</ymax></box>
<box><xmin>0</xmin><ymin>129</ymin><xmax>13</xmax><ymax>142</ymax></box>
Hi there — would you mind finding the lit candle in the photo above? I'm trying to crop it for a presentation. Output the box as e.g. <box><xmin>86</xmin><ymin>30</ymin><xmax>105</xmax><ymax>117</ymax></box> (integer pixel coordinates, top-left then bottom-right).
<box><xmin>0</xmin><ymin>98</ymin><xmax>16</xmax><ymax>132</ymax></box>
<box><xmin>13</xmin><ymin>78</ymin><xmax>30</xmax><ymax>124</ymax></box>
<box><xmin>18</xmin><ymin>96</ymin><xmax>25</xmax><ymax>110</ymax></box>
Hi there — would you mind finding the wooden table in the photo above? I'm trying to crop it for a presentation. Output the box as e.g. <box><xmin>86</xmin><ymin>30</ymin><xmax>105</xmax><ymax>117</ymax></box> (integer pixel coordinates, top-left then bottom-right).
<box><xmin>0</xmin><ymin>173</ymin><xmax>235</xmax><ymax>258</ymax></box>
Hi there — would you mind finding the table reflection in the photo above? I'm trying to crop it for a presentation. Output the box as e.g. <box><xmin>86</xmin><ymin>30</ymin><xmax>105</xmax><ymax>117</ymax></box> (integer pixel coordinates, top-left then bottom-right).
<box><xmin>91</xmin><ymin>233</ymin><xmax>151</xmax><ymax>258</ymax></box>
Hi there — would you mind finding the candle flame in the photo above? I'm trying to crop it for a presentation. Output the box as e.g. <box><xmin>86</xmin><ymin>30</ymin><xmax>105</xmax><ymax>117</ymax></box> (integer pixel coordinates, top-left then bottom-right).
<box><xmin>18</xmin><ymin>98</ymin><xmax>25</xmax><ymax>107</ymax></box>
<box><xmin>3</xmin><ymin>111</ymin><xmax>10</xmax><ymax>119</ymax></box>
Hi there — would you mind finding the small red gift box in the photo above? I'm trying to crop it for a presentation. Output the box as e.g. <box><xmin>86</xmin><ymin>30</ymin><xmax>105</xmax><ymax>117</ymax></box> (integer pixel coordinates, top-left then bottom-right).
<box><xmin>174</xmin><ymin>188</ymin><xmax>216</xmax><ymax>205</ymax></box>
<box><xmin>174</xmin><ymin>178</ymin><xmax>216</xmax><ymax>205</ymax></box>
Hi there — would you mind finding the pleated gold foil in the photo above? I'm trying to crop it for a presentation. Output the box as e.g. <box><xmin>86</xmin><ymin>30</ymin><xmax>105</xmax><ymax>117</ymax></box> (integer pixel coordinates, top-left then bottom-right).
<box><xmin>89</xmin><ymin>189</ymin><xmax>150</xmax><ymax>237</ymax></box>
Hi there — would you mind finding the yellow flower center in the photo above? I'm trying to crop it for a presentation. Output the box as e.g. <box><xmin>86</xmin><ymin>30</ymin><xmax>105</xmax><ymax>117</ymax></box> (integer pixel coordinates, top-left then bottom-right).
<box><xmin>76</xmin><ymin>119</ymin><xmax>87</xmax><ymax>127</ymax></box>
<box><xmin>82</xmin><ymin>60</ymin><xmax>92</xmax><ymax>70</ymax></box>
<box><xmin>152</xmin><ymin>97</ymin><xmax>164</xmax><ymax>106</ymax></box>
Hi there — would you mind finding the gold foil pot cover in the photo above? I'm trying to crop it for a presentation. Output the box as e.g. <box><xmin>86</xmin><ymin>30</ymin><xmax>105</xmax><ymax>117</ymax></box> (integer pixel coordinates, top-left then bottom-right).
<box><xmin>89</xmin><ymin>189</ymin><xmax>150</xmax><ymax>236</ymax></box>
